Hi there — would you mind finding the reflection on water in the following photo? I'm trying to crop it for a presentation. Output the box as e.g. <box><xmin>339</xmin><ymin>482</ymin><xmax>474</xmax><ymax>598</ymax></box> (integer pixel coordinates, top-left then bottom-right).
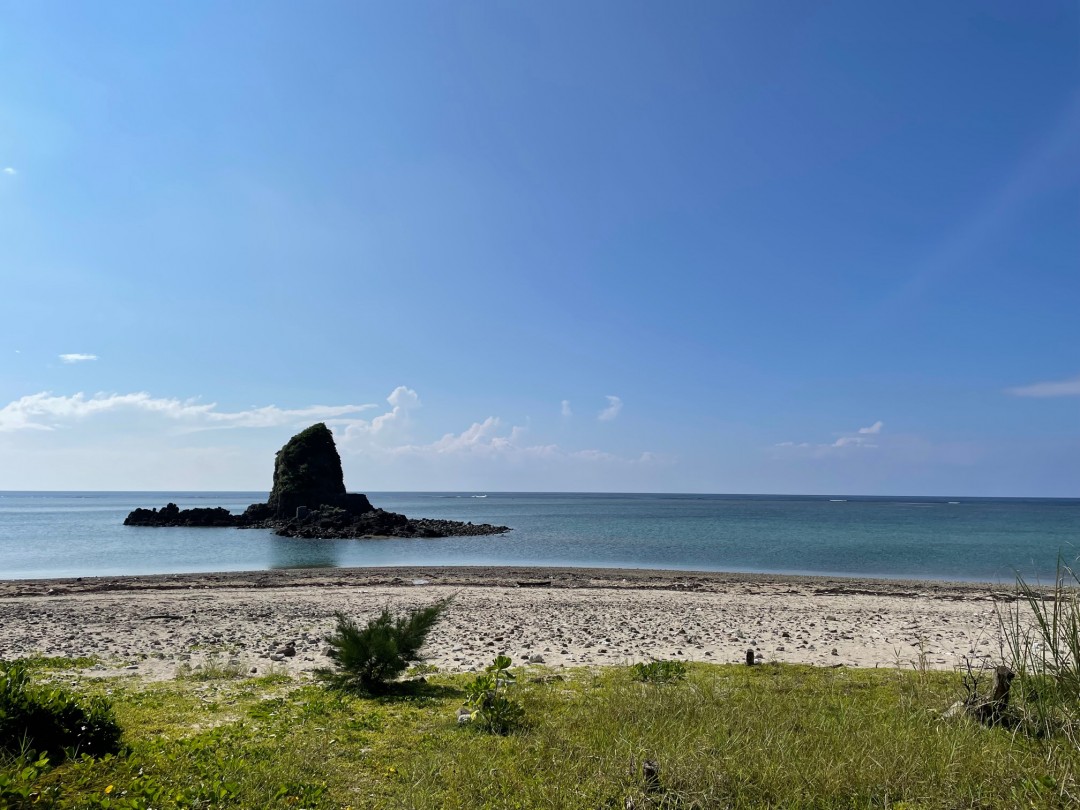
<box><xmin>267</xmin><ymin>535</ymin><xmax>342</xmax><ymax>570</ymax></box>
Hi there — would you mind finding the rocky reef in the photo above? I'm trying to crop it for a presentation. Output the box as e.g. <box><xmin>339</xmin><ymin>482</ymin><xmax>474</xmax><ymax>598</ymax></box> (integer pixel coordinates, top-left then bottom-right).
<box><xmin>124</xmin><ymin>423</ymin><xmax>510</xmax><ymax>539</ymax></box>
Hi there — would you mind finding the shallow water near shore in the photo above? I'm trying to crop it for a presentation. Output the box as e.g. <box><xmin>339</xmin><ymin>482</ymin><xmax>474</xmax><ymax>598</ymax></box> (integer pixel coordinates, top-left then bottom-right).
<box><xmin>0</xmin><ymin>491</ymin><xmax>1077</xmax><ymax>582</ymax></box>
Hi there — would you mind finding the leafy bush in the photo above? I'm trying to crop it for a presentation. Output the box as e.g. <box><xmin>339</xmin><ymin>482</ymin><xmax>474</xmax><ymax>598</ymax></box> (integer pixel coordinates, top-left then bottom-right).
<box><xmin>631</xmin><ymin>660</ymin><xmax>688</xmax><ymax>683</ymax></box>
<box><xmin>464</xmin><ymin>655</ymin><xmax>525</xmax><ymax>734</ymax></box>
<box><xmin>317</xmin><ymin>600</ymin><xmax>450</xmax><ymax>693</ymax></box>
<box><xmin>0</xmin><ymin>661</ymin><xmax>122</xmax><ymax>762</ymax></box>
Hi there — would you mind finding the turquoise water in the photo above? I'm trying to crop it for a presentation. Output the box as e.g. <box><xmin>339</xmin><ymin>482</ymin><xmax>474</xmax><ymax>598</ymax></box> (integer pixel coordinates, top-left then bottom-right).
<box><xmin>0</xmin><ymin>491</ymin><xmax>1077</xmax><ymax>582</ymax></box>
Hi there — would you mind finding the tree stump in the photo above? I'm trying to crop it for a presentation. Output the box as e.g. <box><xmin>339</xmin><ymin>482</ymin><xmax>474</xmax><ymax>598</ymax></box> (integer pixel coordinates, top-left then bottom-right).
<box><xmin>971</xmin><ymin>665</ymin><xmax>1015</xmax><ymax>725</ymax></box>
<box><xmin>642</xmin><ymin>759</ymin><xmax>660</xmax><ymax>792</ymax></box>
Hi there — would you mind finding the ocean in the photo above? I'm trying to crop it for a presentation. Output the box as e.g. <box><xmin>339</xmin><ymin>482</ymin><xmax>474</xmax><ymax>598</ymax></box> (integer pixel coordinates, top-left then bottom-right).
<box><xmin>0</xmin><ymin>491</ymin><xmax>1077</xmax><ymax>583</ymax></box>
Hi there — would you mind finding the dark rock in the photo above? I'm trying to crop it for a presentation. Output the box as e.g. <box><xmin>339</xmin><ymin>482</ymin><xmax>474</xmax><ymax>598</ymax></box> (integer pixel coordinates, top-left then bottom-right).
<box><xmin>267</xmin><ymin>423</ymin><xmax>356</xmax><ymax>518</ymax></box>
<box><xmin>124</xmin><ymin>504</ymin><xmax>238</xmax><ymax>527</ymax></box>
<box><xmin>123</xmin><ymin>423</ymin><xmax>510</xmax><ymax>539</ymax></box>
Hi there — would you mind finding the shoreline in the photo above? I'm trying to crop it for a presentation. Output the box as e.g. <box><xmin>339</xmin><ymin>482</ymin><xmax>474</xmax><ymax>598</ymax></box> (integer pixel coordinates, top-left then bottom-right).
<box><xmin>0</xmin><ymin>565</ymin><xmax>1019</xmax><ymax>599</ymax></box>
<box><xmin>0</xmin><ymin>566</ymin><xmax>1020</xmax><ymax>679</ymax></box>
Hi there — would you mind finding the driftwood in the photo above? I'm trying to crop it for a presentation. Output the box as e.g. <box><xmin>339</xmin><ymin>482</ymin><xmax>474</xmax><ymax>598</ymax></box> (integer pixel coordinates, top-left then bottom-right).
<box><xmin>944</xmin><ymin>664</ymin><xmax>1015</xmax><ymax>725</ymax></box>
<box><xmin>642</xmin><ymin>759</ymin><xmax>661</xmax><ymax>792</ymax></box>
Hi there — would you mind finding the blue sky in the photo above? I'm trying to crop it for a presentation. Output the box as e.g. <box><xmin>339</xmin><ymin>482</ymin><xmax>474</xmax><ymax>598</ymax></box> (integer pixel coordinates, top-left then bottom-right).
<box><xmin>1</xmin><ymin>1</ymin><xmax>1077</xmax><ymax>495</ymax></box>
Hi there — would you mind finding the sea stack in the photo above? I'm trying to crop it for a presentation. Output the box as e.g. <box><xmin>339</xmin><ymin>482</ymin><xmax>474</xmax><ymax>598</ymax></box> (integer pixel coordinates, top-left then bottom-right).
<box><xmin>124</xmin><ymin>423</ymin><xmax>509</xmax><ymax>539</ymax></box>
<box><xmin>265</xmin><ymin>423</ymin><xmax>372</xmax><ymax>518</ymax></box>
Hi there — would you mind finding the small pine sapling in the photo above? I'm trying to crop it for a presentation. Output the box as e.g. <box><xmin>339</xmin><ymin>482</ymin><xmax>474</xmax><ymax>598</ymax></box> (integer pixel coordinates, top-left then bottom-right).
<box><xmin>317</xmin><ymin>599</ymin><xmax>450</xmax><ymax>693</ymax></box>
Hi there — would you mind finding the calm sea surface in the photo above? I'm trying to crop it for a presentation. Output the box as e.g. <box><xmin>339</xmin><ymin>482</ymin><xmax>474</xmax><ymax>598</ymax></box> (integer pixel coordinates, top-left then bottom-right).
<box><xmin>0</xmin><ymin>492</ymin><xmax>1077</xmax><ymax>583</ymax></box>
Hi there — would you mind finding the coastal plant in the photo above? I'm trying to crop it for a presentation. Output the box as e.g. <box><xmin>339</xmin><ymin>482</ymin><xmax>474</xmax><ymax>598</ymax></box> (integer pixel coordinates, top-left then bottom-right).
<box><xmin>998</xmin><ymin>560</ymin><xmax>1080</xmax><ymax>738</ymax></box>
<box><xmin>464</xmin><ymin>655</ymin><xmax>525</xmax><ymax>734</ymax></box>
<box><xmin>175</xmin><ymin>656</ymin><xmax>247</xmax><ymax>681</ymax></box>
<box><xmin>317</xmin><ymin>599</ymin><xmax>450</xmax><ymax>693</ymax></box>
<box><xmin>0</xmin><ymin>660</ymin><xmax>122</xmax><ymax>762</ymax></box>
<box><xmin>630</xmin><ymin>660</ymin><xmax>688</xmax><ymax>684</ymax></box>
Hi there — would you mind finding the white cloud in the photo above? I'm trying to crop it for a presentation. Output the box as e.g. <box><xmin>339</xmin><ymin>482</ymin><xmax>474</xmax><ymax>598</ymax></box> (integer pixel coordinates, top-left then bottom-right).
<box><xmin>1007</xmin><ymin>375</ymin><xmax>1080</xmax><ymax>398</ymax></box>
<box><xmin>833</xmin><ymin>435</ymin><xmax>871</xmax><ymax>448</ymax></box>
<box><xmin>336</xmin><ymin>388</ymin><xmax>654</xmax><ymax>469</ymax></box>
<box><xmin>776</xmin><ymin>420</ymin><xmax>885</xmax><ymax>453</ymax></box>
<box><xmin>561</xmin><ymin>399</ymin><xmax>572</xmax><ymax>418</ymax></box>
<box><xmin>0</xmin><ymin>391</ymin><xmax>373</xmax><ymax>433</ymax></box>
<box><xmin>59</xmin><ymin>353</ymin><xmax>98</xmax><ymax>364</ymax></box>
<box><xmin>598</xmin><ymin>395</ymin><xmax>623</xmax><ymax>422</ymax></box>
<box><xmin>0</xmin><ymin>385</ymin><xmax>666</xmax><ymax>489</ymax></box>
<box><xmin>2</xmin><ymin>167</ymin><xmax>15</xmax><ymax>176</ymax></box>
<box><xmin>342</xmin><ymin>386</ymin><xmax>419</xmax><ymax>442</ymax></box>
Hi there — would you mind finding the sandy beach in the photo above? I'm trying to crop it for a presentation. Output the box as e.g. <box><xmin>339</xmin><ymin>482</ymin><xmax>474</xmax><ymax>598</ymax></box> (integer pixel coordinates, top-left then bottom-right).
<box><xmin>0</xmin><ymin>567</ymin><xmax>1018</xmax><ymax>680</ymax></box>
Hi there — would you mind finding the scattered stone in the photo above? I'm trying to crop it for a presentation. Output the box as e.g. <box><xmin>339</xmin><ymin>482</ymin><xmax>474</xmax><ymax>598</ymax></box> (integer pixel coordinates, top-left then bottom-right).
<box><xmin>528</xmin><ymin>653</ymin><xmax>545</xmax><ymax>664</ymax></box>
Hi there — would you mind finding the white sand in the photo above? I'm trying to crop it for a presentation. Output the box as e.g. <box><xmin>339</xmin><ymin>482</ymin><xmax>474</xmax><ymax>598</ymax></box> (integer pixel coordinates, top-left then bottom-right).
<box><xmin>0</xmin><ymin>567</ymin><xmax>1016</xmax><ymax>681</ymax></box>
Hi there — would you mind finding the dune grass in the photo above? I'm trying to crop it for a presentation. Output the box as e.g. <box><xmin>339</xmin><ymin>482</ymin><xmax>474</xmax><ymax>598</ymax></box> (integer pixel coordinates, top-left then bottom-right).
<box><xmin>3</xmin><ymin>658</ymin><xmax>1080</xmax><ymax>808</ymax></box>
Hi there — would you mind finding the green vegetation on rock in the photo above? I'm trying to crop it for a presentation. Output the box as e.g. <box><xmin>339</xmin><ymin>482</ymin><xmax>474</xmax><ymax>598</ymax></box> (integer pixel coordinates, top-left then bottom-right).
<box><xmin>266</xmin><ymin>422</ymin><xmax>348</xmax><ymax>517</ymax></box>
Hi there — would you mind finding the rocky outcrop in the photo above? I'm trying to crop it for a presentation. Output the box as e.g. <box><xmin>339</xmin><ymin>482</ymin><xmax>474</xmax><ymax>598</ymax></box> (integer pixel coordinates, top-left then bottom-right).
<box><xmin>124</xmin><ymin>504</ymin><xmax>238</xmax><ymax>527</ymax></box>
<box><xmin>123</xmin><ymin>423</ymin><xmax>510</xmax><ymax>539</ymax></box>
<box><xmin>266</xmin><ymin>423</ymin><xmax>367</xmax><ymax>517</ymax></box>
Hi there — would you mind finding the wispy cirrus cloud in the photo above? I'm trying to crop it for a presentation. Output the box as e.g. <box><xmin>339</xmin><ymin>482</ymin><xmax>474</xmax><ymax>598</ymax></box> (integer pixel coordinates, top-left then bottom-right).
<box><xmin>775</xmin><ymin>420</ymin><xmax>885</xmax><ymax>453</ymax></box>
<box><xmin>1007</xmin><ymin>375</ymin><xmax>1080</xmax><ymax>398</ymax></box>
<box><xmin>0</xmin><ymin>391</ymin><xmax>374</xmax><ymax>432</ymax></box>
<box><xmin>59</xmin><ymin>353</ymin><xmax>98</xmax><ymax>364</ymax></box>
<box><xmin>598</xmin><ymin>395</ymin><xmax>622</xmax><ymax>422</ymax></box>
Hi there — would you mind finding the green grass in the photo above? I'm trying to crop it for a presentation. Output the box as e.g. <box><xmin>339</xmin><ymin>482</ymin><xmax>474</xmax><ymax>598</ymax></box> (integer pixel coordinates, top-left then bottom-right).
<box><xmin>4</xmin><ymin>661</ymin><xmax>1080</xmax><ymax>808</ymax></box>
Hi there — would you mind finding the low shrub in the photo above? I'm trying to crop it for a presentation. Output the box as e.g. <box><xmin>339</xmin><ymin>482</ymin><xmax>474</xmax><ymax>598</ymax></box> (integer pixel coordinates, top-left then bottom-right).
<box><xmin>464</xmin><ymin>655</ymin><xmax>525</xmax><ymax>734</ymax></box>
<box><xmin>0</xmin><ymin>660</ymin><xmax>122</xmax><ymax>762</ymax></box>
<box><xmin>317</xmin><ymin>599</ymin><xmax>450</xmax><ymax>693</ymax></box>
